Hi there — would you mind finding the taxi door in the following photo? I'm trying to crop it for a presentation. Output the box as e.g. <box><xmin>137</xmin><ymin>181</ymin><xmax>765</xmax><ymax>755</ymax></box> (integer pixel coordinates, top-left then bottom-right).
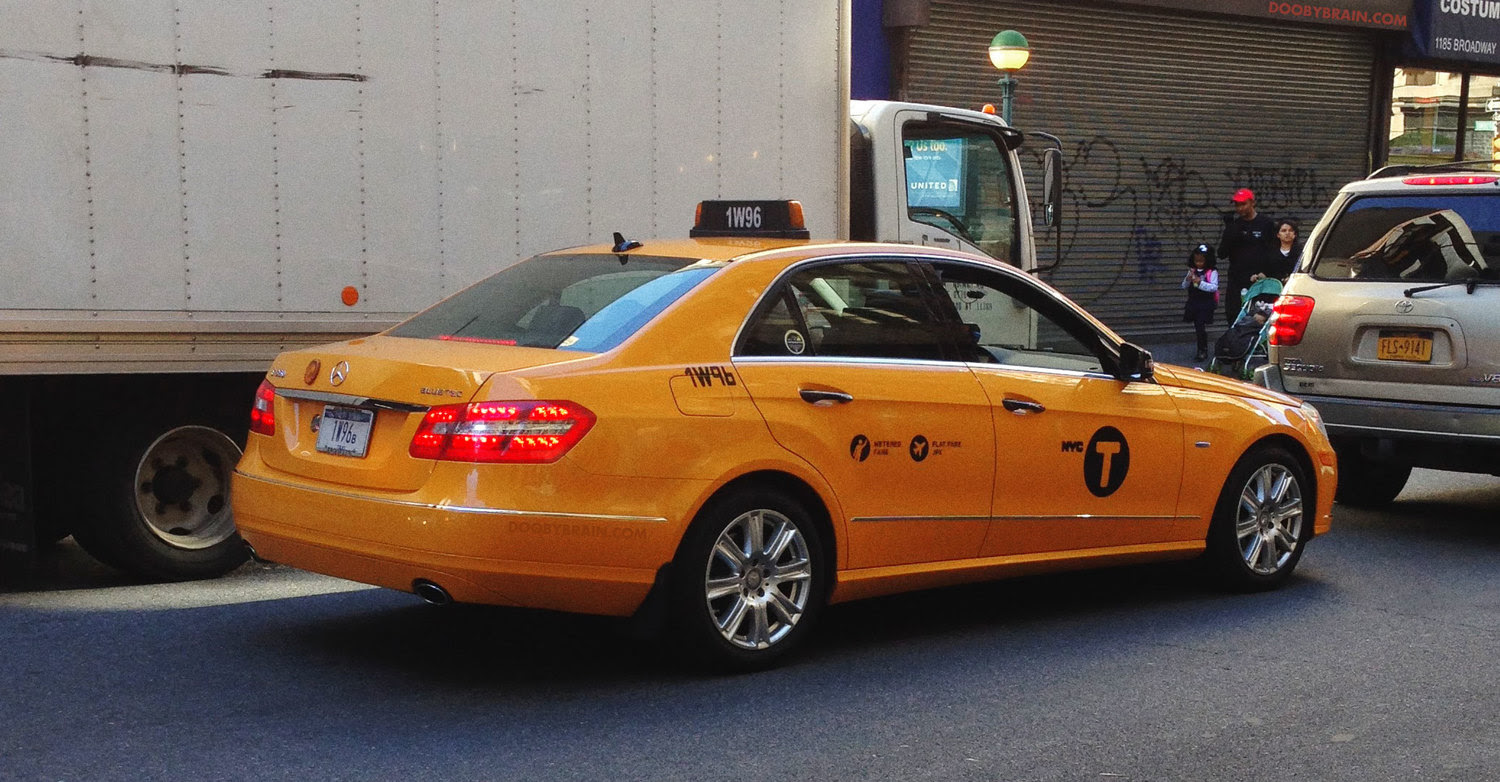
<box><xmin>732</xmin><ymin>258</ymin><xmax>995</xmax><ymax>570</ymax></box>
<box><xmin>923</xmin><ymin>260</ymin><xmax>1188</xmax><ymax>557</ymax></box>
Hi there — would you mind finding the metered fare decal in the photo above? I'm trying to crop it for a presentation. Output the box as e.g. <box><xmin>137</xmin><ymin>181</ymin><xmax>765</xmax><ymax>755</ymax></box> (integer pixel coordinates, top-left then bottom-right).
<box><xmin>849</xmin><ymin>434</ymin><xmax>962</xmax><ymax>463</ymax></box>
<box><xmin>1063</xmin><ymin>426</ymin><xmax>1130</xmax><ymax>497</ymax></box>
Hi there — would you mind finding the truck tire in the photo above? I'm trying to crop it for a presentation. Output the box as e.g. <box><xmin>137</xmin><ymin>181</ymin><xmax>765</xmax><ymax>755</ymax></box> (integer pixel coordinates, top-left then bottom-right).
<box><xmin>71</xmin><ymin>422</ymin><xmax>248</xmax><ymax>581</ymax></box>
<box><xmin>1333</xmin><ymin>447</ymin><xmax>1410</xmax><ymax>507</ymax></box>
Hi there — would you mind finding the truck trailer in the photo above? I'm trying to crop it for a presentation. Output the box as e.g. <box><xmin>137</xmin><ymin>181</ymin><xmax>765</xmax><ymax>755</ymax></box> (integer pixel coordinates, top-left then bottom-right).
<box><xmin>0</xmin><ymin>0</ymin><xmax>1059</xmax><ymax>579</ymax></box>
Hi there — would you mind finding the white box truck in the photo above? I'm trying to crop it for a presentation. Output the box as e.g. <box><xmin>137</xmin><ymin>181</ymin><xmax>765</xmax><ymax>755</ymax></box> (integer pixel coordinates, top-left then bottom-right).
<box><xmin>0</xmin><ymin>1</ymin><xmax>1060</xmax><ymax>579</ymax></box>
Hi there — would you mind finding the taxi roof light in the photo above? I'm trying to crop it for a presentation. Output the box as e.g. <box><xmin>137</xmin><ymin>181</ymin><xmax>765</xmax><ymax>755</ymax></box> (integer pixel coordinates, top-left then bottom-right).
<box><xmin>409</xmin><ymin>400</ymin><xmax>596</xmax><ymax>463</ymax></box>
<box><xmin>690</xmin><ymin>199</ymin><xmax>810</xmax><ymax>239</ymax></box>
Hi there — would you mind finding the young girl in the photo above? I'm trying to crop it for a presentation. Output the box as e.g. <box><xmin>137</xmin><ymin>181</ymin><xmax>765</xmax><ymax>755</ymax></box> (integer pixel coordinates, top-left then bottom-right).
<box><xmin>1181</xmin><ymin>244</ymin><xmax>1219</xmax><ymax>361</ymax></box>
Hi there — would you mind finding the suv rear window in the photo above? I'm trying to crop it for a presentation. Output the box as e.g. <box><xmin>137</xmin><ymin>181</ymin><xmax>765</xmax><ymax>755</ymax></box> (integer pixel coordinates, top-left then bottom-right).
<box><xmin>388</xmin><ymin>254</ymin><xmax>718</xmax><ymax>352</ymax></box>
<box><xmin>1310</xmin><ymin>194</ymin><xmax>1500</xmax><ymax>281</ymax></box>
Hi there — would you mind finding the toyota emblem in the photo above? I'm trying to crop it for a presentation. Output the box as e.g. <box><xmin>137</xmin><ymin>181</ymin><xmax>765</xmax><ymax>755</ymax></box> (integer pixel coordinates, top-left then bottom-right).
<box><xmin>329</xmin><ymin>361</ymin><xmax>349</xmax><ymax>386</ymax></box>
<box><xmin>1395</xmin><ymin>299</ymin><xmax>1414</xmax><ymax>314</ymax></box>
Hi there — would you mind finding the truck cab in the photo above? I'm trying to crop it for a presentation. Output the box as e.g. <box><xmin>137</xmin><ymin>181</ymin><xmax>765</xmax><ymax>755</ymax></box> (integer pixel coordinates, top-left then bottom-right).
<box><xmin>848</xmin><ymin>100</ymin><xmax>1059</xmax><ymax>273</ymax></box>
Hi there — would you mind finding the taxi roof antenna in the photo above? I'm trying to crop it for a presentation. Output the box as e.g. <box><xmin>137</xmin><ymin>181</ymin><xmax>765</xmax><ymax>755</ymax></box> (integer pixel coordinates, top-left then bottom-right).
<box><xmin>612</xmin><ymin>232</ymin><xmax>642</xmax><ymax>264</ymax></box>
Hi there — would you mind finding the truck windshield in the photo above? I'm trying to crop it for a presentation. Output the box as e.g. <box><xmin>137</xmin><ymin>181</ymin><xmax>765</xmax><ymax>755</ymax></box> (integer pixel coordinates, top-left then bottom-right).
<box><xmin>388</xmin><ymin>254</ymin><xmax>719</xmax><ymax>352</ymax></box>
<box><xmin>1311</xmin><ymin>194</ymin><xmax>1500</xmax><ymax>282</ymax></box>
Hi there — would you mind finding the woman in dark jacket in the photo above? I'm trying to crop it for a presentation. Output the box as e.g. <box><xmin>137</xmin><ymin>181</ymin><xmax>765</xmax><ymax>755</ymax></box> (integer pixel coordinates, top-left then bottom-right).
<box><xmin>1181</xmin><ymin>244</ymin><xmax>1219</xmax><ymax>361</ymax></box>
<box><xmin>1267</xmin><ymin>218</ymin><xmax>1301</xmax><ymax>281</ymax></box>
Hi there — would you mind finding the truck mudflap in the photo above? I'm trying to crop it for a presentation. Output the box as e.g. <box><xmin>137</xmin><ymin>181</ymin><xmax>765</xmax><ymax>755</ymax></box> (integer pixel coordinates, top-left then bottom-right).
<box><xmin>0</xmin><ymin>378</ymin><xmax>36</xmax><ymax>570</ymax></box>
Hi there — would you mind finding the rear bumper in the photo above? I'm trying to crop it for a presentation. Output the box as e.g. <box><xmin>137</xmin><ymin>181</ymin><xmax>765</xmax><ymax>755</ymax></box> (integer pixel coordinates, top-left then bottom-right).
<box><xmin>232</xmin><ymin>470</ymin><xmax>687</xmax><ymax>616</ymax></box>
<box><xmin>1289</xmin><ymin>394</ymin><xmax>1500</xmax><ymax>444</ymax></box>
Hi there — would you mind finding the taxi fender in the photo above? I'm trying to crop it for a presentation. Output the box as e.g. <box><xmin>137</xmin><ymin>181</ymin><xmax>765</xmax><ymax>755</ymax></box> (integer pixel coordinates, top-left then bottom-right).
<box><xmin>683</xmin><ymin>454</ymin><xmax>851</xmax><ymax>571</ymax></box>
<box><xmin>1175</xmin><ymin>395</ymin><xmax>1336</xmax><ymax>535</ymax></box>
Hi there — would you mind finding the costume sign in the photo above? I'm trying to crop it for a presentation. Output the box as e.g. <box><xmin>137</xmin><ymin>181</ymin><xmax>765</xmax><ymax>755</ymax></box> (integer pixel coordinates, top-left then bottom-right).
<box><xmin>1422</xmin><ymin>0</ymin><xmax>1500</xmax><ymax>64</ymax></box>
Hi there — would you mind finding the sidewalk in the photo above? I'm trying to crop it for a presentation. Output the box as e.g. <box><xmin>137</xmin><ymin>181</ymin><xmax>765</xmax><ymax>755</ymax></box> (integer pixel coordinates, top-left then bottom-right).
<box><xmin>1139</xmin><ymin>335</ymin><xmax>1210</xmax><ymax>371</ymax></box>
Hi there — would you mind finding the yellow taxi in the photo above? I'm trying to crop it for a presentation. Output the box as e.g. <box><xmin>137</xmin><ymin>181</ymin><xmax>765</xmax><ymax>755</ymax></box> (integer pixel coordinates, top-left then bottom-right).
<box><xmin>233</xmin><ymin>200</ymin><xmax>1336</xmax><ymax>669</ymax></box>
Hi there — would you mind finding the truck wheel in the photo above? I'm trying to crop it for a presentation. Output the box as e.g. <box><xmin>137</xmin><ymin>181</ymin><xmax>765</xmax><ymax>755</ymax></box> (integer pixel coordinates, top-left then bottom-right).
<box><xmin>670</xmin><ymin>487</ymin><xmax>828</xmax><ymax>671</ymax></box>
<box><xmin>1206</xmin><ymin>446</ymin><xmax>1309</xmax><ymax>591</ymax></box>
<box><xmin>1333</xmin><ymin>447</ymin><xmax>1410</xmax><ymax>507</ymax></box>
<box><xmin>72</xmin><ymin>424</ymin><xmax>248</xmax><ymax>581</ymax></box>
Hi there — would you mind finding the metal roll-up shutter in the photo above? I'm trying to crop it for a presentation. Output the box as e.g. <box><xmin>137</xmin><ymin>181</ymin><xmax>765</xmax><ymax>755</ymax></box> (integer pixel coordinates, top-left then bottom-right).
<box><xmin>905</xmin><ymin>0</ymin><xmax>1377</xmax><ymax>339</ymax></box>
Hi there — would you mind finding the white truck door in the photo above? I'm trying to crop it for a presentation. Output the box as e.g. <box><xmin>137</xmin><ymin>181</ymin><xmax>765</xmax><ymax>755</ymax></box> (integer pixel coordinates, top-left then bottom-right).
<box><xmin>891</xmin><ymin>109</ymin><xmax>1028</xmax><ymax>269</ymax></box>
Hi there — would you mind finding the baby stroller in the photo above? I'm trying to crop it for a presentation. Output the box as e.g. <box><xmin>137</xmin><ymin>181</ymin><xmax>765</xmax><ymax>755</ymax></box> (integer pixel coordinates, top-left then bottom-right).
<box><xmin>1209</xmin><ymin>277</ymin><xmax>1282</xmax><ymax>380</ymax></box>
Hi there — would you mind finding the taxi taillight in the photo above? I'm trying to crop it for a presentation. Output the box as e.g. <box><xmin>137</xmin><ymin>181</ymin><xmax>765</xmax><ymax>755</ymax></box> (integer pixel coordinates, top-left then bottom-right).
<box><xmin>249</xmin><ymin>380</ymin><xmax>277</xmax><ymax>436</ymax></box>
<box><xmin>409</xmin><ymin>400</ymin><xmax>596</xmax><ymax>463</ymax></box>
<box><xmin>1269</xmin><ymin>295</ymin><xmax>1316</xmax><ymax>347</ymax></box>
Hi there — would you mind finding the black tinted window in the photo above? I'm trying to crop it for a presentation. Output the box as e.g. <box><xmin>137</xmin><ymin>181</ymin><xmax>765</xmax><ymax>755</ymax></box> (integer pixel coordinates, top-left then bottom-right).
<box><xmin>1313</xmin><ymin>195</ymin><xmax>1500</xmax><ymax>281</ymax></box>
<box><xmin>389</xmin><ymin>254</ymin><xmax>717</xmax><ymax>352</ymax></box>
<box><xmin>738</xmin><ymin>261</ymin><xmax>954</xmax><ymax>361</ymax></box>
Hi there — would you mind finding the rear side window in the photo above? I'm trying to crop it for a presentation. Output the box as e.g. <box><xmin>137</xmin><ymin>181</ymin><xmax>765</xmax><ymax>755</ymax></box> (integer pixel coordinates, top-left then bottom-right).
<box><xmin>738</xmin><ymin>260</ymin><xmax>957</xmax><ymax>361</ymax></box>
<box><xmin>389</xmin><ymin>254</ymin><xmax>718</xmax><ymax>352</ymax></box>
<box><xmin>1312</xmin><ymin>194</ymin><xmax>1500</xmax><ymax>281</ymax></box>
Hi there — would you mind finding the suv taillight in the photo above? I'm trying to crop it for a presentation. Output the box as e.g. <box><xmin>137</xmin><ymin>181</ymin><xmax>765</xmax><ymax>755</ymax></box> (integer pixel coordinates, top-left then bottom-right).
<box><xmin>409</xmin><ymin>400</ymin><xmax>596</xmax><ymax>463</ymax></box>
<box><xmin>1401</xmin><ymin>175</ymin><xmax>1499</xmax><ymax>186</ymax></box>
<box><xmin>1269</xmin><ymin>295</ymin><xmax>1315</xmax><ymax>347</ymax></box>
<box><xmin>250</xmin><ymin>380</ymin><xmax>277</xmax><ymax>435</ymax></box>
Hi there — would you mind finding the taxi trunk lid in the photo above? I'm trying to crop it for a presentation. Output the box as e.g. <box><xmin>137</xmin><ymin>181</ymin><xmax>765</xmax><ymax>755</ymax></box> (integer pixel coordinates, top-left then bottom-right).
<box><xmin>259</xmin><ymin>336</ymin><xmax>586</xmax><ymax>491</ymax></box>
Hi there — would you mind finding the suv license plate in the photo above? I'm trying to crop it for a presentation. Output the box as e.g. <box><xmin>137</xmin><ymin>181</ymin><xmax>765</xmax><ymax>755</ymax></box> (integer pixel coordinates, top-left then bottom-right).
<box><xmin>1377</xmin><ymin>332</ymin><xmax>1433</xmax><ymax>363</ymax></box>
<box><xmin>316</xmin><ymin>405</ymin><xmax>374</xmax><ymax>458</ymax></box>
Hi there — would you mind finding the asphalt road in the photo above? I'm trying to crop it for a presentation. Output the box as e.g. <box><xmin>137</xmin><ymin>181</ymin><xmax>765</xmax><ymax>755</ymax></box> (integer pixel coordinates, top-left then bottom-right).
<box><xmin>4</xmin><ymin>469</ymin><xmax>1500</xmax><ymax>781</ymax></box>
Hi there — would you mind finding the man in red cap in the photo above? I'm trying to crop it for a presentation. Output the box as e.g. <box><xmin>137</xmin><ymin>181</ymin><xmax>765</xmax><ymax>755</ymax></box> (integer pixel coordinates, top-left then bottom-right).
<box><xmin>1217</xmin><ymin>188</ymin><xmax>1276</xmax><ymax>324</ymax></box>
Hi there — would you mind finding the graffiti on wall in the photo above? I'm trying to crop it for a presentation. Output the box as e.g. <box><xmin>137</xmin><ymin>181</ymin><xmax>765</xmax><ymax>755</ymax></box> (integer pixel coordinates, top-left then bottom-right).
<box><xmin>1030</xmin><ymin>137</ymin><xmax>1344</xmax><ymax>305</ymax></box>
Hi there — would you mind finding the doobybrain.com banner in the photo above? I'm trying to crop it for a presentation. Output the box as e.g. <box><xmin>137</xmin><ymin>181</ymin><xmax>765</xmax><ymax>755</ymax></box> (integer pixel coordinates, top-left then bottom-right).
<box><xmin>1122</xmin><ymin>0</ymin><xmax>1411</xmax><ymax>29</ymax></box>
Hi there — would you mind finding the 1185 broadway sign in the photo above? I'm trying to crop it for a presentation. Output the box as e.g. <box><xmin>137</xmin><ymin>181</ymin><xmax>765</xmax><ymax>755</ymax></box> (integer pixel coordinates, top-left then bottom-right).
<box><xmin>1429</xmin><ymin>0</ymin><xmax>1500</xmax><ymax>63</ymax></box>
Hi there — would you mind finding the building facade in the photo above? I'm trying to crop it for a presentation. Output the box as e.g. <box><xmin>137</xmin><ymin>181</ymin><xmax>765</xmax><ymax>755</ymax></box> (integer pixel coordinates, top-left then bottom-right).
<box><xmin>854</xmin><ymin>0</ymin><xmax>1500</xmax><ymax>340</ymax></box>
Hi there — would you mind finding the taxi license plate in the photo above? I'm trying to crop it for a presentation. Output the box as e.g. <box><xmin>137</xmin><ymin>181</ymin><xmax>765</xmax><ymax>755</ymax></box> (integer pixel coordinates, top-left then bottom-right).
<box><xmin>1377</xmin><ymin>331</ymin><xmax>1433</xmax><ymax>363</ymax></box>
<box><xmin>316</xmin><ymin>405</ymin><xmax>374</xmax><ymax>458</ymax></box>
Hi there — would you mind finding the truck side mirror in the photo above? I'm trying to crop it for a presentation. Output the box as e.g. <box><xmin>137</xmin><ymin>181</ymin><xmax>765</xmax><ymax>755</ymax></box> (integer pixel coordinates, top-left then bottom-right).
<box><xmin>1041</xmin><ymin>147</ymin><xmax>1063</xmax><ymax>229</ymax></box>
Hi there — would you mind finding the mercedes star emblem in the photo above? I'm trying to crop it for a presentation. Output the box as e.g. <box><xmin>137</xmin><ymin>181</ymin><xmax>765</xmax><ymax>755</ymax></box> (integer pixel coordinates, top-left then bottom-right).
<box><xmin>329</xmin><ymin>360</ymin><xmax>349</xmax><ymax>386</ymax></box>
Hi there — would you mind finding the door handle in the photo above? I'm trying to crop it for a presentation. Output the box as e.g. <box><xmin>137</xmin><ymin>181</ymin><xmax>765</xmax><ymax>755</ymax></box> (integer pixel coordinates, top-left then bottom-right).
<box><xmin>1002</xmin><ymin>397</ymin><xmax>1045</xmax><ymax>415</ymax></box>
<box><xmin>799</xmin><ymin>388</ymin><xmax>854</xmax><ymax>406</ymax></box>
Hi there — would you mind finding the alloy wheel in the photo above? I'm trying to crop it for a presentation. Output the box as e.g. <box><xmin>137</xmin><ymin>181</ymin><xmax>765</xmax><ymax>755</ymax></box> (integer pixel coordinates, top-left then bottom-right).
<box><xmin>1234</xmin><ymin>463</ymin><xmax>1304</xmax><ymax>575</ymax></box>
<box><xmin>702</xmin><ymin>508</ymin><xmax>813</xmax><ymax>650</ymax></box>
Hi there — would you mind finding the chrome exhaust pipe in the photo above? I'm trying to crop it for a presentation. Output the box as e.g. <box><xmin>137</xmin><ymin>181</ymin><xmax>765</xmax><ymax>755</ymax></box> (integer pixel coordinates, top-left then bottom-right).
<box><xmin>411</xmin><ymin>579</ymin><xmax>452</xmax><ymax>606</ymax></box>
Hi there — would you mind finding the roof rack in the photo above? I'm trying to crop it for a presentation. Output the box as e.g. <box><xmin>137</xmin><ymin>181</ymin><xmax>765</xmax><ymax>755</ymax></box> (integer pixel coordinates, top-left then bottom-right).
<box><xmin>1368</xmin><ymin>159</ymin><xmax>1500</xmax><ymax>179</ymax></box>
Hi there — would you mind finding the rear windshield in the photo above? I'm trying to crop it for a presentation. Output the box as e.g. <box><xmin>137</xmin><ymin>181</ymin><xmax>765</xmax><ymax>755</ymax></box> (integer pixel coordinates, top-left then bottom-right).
<box><xmin>388</xmin><ymin>254</ymin><xmax>718</xmax><ymax>352</ymax></box>
<box><xmin>1311</xmin><ymin>194</ymin><xmax>1500</xmax><ymax>282</ymax></box>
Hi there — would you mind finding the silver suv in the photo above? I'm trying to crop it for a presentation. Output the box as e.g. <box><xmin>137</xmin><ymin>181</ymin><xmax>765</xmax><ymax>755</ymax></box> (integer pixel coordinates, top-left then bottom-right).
<box><xmin>1256</xmin><ymin>162</ymin><xmax>1500</xmax><ymax>505</ymax></box>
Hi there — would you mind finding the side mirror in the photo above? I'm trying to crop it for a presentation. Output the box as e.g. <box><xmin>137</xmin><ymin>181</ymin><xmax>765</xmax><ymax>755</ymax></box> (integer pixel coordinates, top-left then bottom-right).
<box><xmin>1041</xmin><ymin>147</ymin><xmax>1063</xmax><ymax>229</ymax></box>
<box><xmin>1116</xmin><ymin>342</ymin><xmax>1154</xmax><ymax>382</ymax></box>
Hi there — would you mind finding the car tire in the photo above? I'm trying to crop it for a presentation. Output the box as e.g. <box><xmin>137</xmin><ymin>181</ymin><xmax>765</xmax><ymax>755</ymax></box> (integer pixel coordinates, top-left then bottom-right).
<box><xmin>1332</xmin><ymin>447</ymin><xmax>1411</xmax><ymax>507</ymax></box>
<box><xmin>1206</xmin><ymin>446</ymin><xmax>1310</xmax><ymax>591</ymax></box>
<box><xmin>669</xmin><ymin>486</ymin><xmax>828</xmax><ymax>671</ymax></box>
<box><xmin>71</xmin><ymin>422</ymin><xmax>248</xmax><ymax>581</ymax></box>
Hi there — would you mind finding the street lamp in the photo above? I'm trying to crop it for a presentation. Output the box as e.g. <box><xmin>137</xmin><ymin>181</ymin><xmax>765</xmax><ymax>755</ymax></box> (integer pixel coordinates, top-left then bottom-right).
<box><xmin>988</xmin><ymin>30</ymin><xmax>1030</xmax><ymax>125</ymax></box>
